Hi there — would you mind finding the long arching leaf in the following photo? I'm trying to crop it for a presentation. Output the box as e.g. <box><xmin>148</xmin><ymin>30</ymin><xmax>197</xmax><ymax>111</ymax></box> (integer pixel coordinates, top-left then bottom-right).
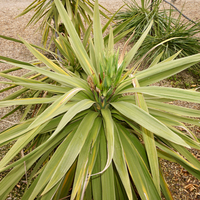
<box><xmin>41</xmin><ymin>111</ymin><xmax>99</xmax><ymax>195</ymax></box>
<box><xmin>111</xmin><ymin>101</ymin><xmax>190</xmax><ymax>147</ymax></box>
<box><xmin>54</xmin><ymin>0</ymin><xmax>97</xmax><ymax>76</ymax></box>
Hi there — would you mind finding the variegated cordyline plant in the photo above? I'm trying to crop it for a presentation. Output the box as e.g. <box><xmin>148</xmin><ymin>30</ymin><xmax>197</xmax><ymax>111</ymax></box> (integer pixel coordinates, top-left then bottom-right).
<box><xmin>0</xmin><ymin>0</ymin><xmax>200</xmax><ymax>199</ymax></box>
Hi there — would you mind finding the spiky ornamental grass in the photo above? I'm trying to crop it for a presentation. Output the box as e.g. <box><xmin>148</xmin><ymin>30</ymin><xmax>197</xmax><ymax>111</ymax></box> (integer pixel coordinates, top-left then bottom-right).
<box><xmin>115</xmin><ymin>0</ymin><xmax>200</xmax><ymax>66</ymax></box>
<box><xmin>17</xmin><ymin>0</ymin><xmax>110</xmax><ymax>47</ymax></box>
<box><xmin>0</xmin><ymin>0</ymin><xmax>200</xmax><ymax>199</ymax></box>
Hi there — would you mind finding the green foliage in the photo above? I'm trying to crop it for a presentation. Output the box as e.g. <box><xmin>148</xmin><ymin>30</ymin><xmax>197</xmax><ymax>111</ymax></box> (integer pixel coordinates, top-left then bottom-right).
<box><xmin>17</xmin><ymin>0</ymin><xmax>109</xmax><ymax>47</ymax></box>
<box><xmin>0</xmin><ymin>0</ymin><xmax>200</xmax><ymax>199</ymax></box>
<box><xmin>115</xmin><ymin>0</ymin><xmax>168</xmax><ymax>39</ymax></box>
<box><xmin>115</xmin><ymin>0</ymin><xmax>200</xmax><ymax>66</ymax></box>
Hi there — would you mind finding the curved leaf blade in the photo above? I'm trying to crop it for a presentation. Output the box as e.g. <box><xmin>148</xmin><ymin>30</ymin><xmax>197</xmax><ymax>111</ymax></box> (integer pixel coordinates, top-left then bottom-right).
<box><xmin>71</xmin><ymin>117</ymin><xmax>101</xmax><ymax>199</ymax></box>
<box><xmin>121</xmin><ymin>86</ymin><xmax>200</xmax><ymax>104</ymax></box>
<box><xmin>119</xmin><ymin>126</ymin><xmax>161</xmax><ymax>200</ymax></box>
<box><xmin>54</xmin><ymin>0</ymin><xmax>97</xmax><ymax>76</ymax></box>
<box><xmin>42</xmin><ymin>111</ymin><xmax>99</xmax><ymax>195</ymax></box>
<box><xmin>111</xmin><ymin>101</ymin><xmax>190</xmax><ymax>148</ymax></box>
<box><xmin>113</xmin><ymin>124</ymin><xmax>133</xmax><ymax>200</ymax></box>
<box><xmin>27</xmin><ymin>88</ymin><xmax>84</xmax><ymax>131</ymax></box>
<box><xmin>92</xmin><ymin>109</ymin><xmax>114</xmax><ymax>175</ymax></box>
<box><xmin>51</xmin><ymin>99</ymin><xmax>95</xmax><ymax>138</ymax></box>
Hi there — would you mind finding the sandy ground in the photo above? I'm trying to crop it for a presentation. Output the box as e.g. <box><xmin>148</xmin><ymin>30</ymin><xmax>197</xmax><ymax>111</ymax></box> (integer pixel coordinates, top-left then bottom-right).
<box><xmin>0</xmin><ymin>0</ymin><xmax>42</xmax><ymax>132</ymax></box>
<box><xmin>0</xmin><ymin>0</ymin><xmax>200</xmax><ymax>199</ymax></box>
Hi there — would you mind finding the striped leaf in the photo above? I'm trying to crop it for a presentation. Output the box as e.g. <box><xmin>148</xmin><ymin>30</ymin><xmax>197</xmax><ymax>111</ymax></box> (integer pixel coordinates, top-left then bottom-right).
<box><xmin>119</xmin><ymin>126</ymin><xmax>161</xmax><ymax>200</ymax></box>
<box><xmin>41</xmin><ymin>111</ymin><xmax>99</xmax><ymax>195</ymax></box>
<box><xmin>113</xmin><ymin>124</ymin><xmax>133</xmax><ymax>200</ymax></box>
<box><xmin>93</xmin><ymin>109</ymin><xmax>114</xmax><ymax>175</ymax></box>
<box><xmin>70</xmin><ymin>117</ymin><xmax>101</xmax><ymax>199</ymax></box>
<box><xmin>27</xmin><ymin>88</ymin><xmax>83</xmax><ymax>131</ymax></box>
<box><xmin>121</xmin><ymin>86</ymin><xmax>200</xmax><ymax>104</ymax></box>
<box><xmin>133</xmin><ymin>78</ymin><xmax>160</xmax><ymax>193</ymax></box>
<box><xmin>111</xmin><ymin>101</ymin><xmax>190</xmax><ymax>148</ymax></box>
<box><xmin>54</xmin><ymin>0</ymin><xmax>97</xmax><ymax>76</ymax></box>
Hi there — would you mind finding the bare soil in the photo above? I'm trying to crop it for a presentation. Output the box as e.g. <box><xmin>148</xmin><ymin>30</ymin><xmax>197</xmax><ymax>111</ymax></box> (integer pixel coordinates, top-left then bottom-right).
<box><xmin>0</xmin><ymin>0</ymin><xmax>200</xmax><ymax>199</ymax></box>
